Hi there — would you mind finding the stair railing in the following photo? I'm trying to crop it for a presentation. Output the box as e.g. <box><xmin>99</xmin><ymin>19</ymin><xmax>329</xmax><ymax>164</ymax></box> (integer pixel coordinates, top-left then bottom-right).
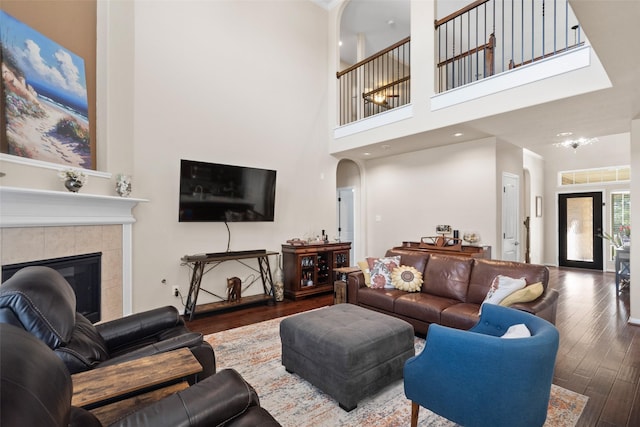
<box><xmin>336</xmin><ymin>37</ymin><xmax>410</xmax><ymax>126</ymax></box>
<box><xmin>435</xmin><ymin>0</ymin><xmax>583</xmax><ymax>93</ymax></box>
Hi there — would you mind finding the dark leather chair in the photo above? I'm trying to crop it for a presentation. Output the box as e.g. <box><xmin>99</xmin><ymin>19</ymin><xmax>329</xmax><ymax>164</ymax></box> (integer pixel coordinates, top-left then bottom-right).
<box><xmin>0</xmin><ymin>266</ymin><xmax>214</xmax><ymax>380</ymax></box>
<box><xmin>0</xmin><ymin>323</ymin><xmax>281</xmax><ymax>427</ymax></box>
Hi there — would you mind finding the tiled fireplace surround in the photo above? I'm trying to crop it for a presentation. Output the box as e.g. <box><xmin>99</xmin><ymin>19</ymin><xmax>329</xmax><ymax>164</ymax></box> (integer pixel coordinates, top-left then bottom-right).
<box><xmin>0</xmin><ymin>187</ymin><xmax>144</xmax><ymax>322</ymax></box>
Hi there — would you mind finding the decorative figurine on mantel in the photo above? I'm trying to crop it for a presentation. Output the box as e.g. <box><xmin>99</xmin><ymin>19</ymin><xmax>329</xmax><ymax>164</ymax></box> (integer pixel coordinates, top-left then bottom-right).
<box><xmin>115</xmin><ymin>174</ymin><xmax>132</xmax><ymax>197</ymax></box>
<box><xmin>58</xmin><ymin>168</ymin><xmax>87</xmax><ymax>193</ymax></box>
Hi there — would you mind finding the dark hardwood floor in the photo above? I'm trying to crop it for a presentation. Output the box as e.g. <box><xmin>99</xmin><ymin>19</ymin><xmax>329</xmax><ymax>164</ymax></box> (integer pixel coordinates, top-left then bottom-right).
<box><xmin>185</xmin><ymin>267</ymin><xmax>640</xmax><ymax>427</ymax></box>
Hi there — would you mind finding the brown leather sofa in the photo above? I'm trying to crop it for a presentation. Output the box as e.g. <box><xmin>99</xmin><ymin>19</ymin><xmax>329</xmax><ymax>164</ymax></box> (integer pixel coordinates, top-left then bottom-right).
<box><xmin>347</xmin><ymin>249</ymin><xmax>558</xmax><ymax>335</ymax></box>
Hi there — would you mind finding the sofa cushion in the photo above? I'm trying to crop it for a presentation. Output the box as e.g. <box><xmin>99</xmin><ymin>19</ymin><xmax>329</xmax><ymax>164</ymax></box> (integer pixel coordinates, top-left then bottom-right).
<box><xmin>440</xmin><ymin>303</ymin><xmax>481</xmax><ymax>330</ymax></box>
<box><xmin>500</xmin><ymin>282</ymin><xmax>544</xmax><ymax>307</ymax></box>
<box><xmin>467</xmin><ymin>259</ymin><xmax>549</xmax><ymax>305</ymax></box>
<box><xmin>367</xmin><ymin>256</ymin><xmax>401</xmax><ymax>289</ymax></box>
<box><xmin>358</xmin><ymin>288</ymin><xmax>406</xmax><ymax>312</ymax></box>
<box><xmin>55</xmin><ymin>313</ymin><xmax>109</xmax><ymax>374</ymax></box>
<box><xmin>391</xmin><ymin>266</ymin><xmax>423</xmax><ymax>292</ymax></box>
<box><xmin>421</xmin><ymin>255</ymin><xmax>473</xmax><ymax>301</ymax></box>
<box><xmin>394</xmin><ymin>293</ymin><xmax>458</xmax><ymax>325</ymax></box>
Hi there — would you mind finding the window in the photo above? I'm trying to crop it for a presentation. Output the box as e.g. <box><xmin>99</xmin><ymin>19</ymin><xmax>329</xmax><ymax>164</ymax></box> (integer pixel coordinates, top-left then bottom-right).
<box><xmin>559</xmin><ymin>166</ymin><xmax>630</xmax><ymax>186</ymax></box>
<box><xmin>607</xmin><ymin>192</ymin><xmax>630</xmax><ymax>260</ymax></box>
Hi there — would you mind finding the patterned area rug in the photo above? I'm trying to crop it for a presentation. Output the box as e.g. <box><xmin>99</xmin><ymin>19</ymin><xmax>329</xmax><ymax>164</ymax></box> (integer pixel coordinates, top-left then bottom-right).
<box><xmin>205</xmin><ymin>313</ymin><xmax>587</xmax><ymax>426</ymax></box>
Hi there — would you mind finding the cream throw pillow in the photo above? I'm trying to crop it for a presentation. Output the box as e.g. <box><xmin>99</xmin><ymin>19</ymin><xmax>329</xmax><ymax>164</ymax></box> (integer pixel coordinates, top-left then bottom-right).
<box><xmin>499</xmin><ymin>282</ymin><xmax>544</xmax><ymax>307</ymax></box>
<box><xmin>357</xmin><ymin>260</ymin><xmax>371</xmax><ymax>287</ymax></box>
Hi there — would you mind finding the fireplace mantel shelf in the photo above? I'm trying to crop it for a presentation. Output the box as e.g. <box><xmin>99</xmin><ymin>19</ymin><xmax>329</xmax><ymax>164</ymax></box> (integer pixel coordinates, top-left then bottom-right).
<box><xmin>0</xmin><ymin>186</ymin><xmax>148</xmax><ymax>228</ymax></box>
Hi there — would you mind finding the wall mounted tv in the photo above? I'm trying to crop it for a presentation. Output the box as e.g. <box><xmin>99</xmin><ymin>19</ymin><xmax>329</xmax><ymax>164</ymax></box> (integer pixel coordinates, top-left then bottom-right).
<box><xmin>179</xmin><ymin>159</ymin><xmax>277</xmax><ymax>222</ymax></box>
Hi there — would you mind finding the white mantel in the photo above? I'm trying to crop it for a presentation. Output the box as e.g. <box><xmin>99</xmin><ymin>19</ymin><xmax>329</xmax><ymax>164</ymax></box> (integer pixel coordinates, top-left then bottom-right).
<box><xmin>0</xmin><ymin>186</ymin><xmax>147</xmax><ymax>316</ymax></box>
<box><xmin>0</xmin><ymin>186</ymin><xmax>146</xmax><ymax>228</ymax></box>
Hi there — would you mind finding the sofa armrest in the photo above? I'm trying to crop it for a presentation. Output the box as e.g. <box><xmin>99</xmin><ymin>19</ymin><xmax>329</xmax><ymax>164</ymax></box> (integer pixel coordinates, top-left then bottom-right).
<box><xmin>110</xmin><ymin>369</ymin><xmax>279</xmax><ymax>427</ymax></box>
<box><xmin>98</xmin><ymin>332</ymin><xmax>205</xmax><ymax>365</ymax></box>
<box><xmin>96</xmin><ymin>306</ymin><xmax>184</xmax><ymax>349</ymax></box>
<box><xmin>510</xmin><ymin>288</ymin><xmax>559</xmax><ymax>325</ymax></box>
<box><xmin>347</xmin><ymin>272</ymin><xmax>366</xmax><ymax>304</ymax></box>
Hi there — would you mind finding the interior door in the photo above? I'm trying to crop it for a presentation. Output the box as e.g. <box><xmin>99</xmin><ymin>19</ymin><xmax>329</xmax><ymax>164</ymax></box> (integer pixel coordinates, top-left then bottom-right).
<box><xmin>558</xmin><ymin>192</ymin><xmax>603</xmax><ymax>270</ymax></box>
<box><xmin>502</xmin><ymin>173</ymin><xmax>520</xmax><ymax>261</ymax></box>
<box><xmin>337</xmin><ymin>187</ymin><xmax>355</xmax><ymax>263</ymax></box>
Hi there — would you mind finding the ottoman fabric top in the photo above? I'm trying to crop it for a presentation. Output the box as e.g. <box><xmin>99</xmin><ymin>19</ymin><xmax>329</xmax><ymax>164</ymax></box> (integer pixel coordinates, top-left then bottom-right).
<box><xmin>280</xmin><ymin>304</ymin><xmax>414</xmax><ymax>378</ymax></box>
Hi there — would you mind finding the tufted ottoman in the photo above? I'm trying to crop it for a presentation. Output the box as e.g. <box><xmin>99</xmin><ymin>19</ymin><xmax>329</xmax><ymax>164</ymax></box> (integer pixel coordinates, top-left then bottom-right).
<box><xmin>279</xmin><ymin>304</ymin><xmax>415</xmax><ymax>411</ymax></box>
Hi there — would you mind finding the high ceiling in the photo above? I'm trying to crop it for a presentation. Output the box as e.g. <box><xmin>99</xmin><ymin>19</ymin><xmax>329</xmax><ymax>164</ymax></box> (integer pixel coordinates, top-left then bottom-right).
<box><xmin>326</xmin><ymin>0</ymin><xmax>640</xmax><ymax>157</ymax></box>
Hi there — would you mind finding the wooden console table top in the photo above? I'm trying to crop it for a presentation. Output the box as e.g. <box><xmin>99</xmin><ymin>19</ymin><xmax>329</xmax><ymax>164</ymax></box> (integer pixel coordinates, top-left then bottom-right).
<box><xmin>71</xmin><ymin>348</ymin><xmax>202</xmax><ymax>408</ymax></box>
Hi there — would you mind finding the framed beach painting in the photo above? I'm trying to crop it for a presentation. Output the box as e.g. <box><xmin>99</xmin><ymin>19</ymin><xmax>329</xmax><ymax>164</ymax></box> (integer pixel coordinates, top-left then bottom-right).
<box><xmin>0</xmin><ymin>10</ymin><xmax>92</xmax><ymax>169</ymax></box>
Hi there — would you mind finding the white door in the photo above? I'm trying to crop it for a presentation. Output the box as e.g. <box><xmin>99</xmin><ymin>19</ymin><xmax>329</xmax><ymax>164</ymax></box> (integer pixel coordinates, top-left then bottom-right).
<box><xmin>337</xmin><ymin>187</ymin><xmax>355</xmax><ymax>264</ymax></box>
<box><xmin>502</xmin><ymin>173</ymin><xmax>520</xmax><ymax>261</ymax></box>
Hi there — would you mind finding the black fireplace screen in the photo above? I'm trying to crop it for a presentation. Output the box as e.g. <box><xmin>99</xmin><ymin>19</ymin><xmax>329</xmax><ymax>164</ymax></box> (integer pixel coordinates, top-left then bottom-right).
<box><xmin>2</xmin><ymin>252</ymin><xmax>102</xmax><ymax>323</ymax></box>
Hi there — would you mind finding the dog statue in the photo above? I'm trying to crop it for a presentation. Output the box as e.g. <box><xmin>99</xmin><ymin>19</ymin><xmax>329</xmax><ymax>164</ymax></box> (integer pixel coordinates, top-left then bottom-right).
<box><xmin>227</xmin><ymin>277</ymin><xmax>242</xmax><ymax>302</ymax></box>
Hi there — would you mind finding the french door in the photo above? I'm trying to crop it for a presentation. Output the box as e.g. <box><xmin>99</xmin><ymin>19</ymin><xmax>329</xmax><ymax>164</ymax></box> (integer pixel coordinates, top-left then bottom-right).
<box><xmin>558</xmin><ymin>192</ymin><xmax>603</xmax><ymax>270</ymax></box>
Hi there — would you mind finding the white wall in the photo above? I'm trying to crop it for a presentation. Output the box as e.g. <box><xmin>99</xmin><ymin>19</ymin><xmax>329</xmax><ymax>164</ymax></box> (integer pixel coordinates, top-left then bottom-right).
<box><xmin>362</xmin><ymin>138</ymin><xmax>498</xmax><ymax>257</ymax></box>
<box><xmin>103</xmin><ymin>0</ymin><xmax>333</xmax><ymax>311</ymax></box>
<box><xmin>629</xmin><ymin>119</ymin><xmax>639</xmax><ymax>324</ymax></box>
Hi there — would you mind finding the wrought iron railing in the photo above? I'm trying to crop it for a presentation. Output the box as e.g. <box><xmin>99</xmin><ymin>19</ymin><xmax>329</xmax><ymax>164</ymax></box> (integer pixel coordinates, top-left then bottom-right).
<box><xmin>436</xmin><ymin>0</ymin><xmax>583</xmax><ymax>92</ymax></box>
<box><xmin>336</xmin><ymin>1</ymin><xmax>584</xmax><ymax>126</ymax></box>
<box><xmin>336</xmin><ymin>37</ymin><xmax>410</xmax><ymax>126</ymax></box>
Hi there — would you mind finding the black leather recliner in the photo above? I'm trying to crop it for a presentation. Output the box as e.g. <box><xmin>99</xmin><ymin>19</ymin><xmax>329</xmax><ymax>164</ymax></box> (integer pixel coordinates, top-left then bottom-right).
<box><xmin>0</xmin><ymin>266</ymin><xmax>215</xmax><ymax>379</ymax></box>
<box><xmin>0</xmin><ymin>323</ymin><xmax>281</xmax><ymax>427</ymax></box>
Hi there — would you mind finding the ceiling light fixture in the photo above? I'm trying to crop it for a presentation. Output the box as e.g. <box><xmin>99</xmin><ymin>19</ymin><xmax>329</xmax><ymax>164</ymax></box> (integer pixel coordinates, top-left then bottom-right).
<box><xmin>553</xmin><ymin>137</ymin><xmax>598</xmax><ymax>151</ymax></box>
<box><xmin>453</xmin><ymin>132</ymin><xmax>464</xmax><ymax>137</ymax></box>
<box><xmin>373</xmin><ymin>93</ymin><xmax>386</xmax><ymax>104</ymax></box>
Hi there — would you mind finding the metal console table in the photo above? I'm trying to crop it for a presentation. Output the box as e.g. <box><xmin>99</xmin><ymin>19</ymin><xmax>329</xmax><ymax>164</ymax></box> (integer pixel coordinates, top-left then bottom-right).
<box><xmin>181</xmin><ymin>249</ymin><xmax>278</xmax><ymax>320</ymax></box>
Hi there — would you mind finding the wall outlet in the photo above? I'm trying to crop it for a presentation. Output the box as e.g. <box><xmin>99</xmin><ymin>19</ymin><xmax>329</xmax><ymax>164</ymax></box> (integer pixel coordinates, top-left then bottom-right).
<box><xmin>172</xmin><ymin>286</ymin><xmax>179</xmax><ymax>297</ymax></box>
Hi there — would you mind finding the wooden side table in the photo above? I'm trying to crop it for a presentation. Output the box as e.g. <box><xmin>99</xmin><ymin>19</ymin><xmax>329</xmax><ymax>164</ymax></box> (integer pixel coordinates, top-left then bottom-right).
<box><xmin>333</xmin><ymin>266</ymin><xmax>360</xmax><ymax>304</ymax></box>
<box><xmin>72</xmin><ymin>348</ymin><xmax>202</xmax><ymax>409</ymax></box>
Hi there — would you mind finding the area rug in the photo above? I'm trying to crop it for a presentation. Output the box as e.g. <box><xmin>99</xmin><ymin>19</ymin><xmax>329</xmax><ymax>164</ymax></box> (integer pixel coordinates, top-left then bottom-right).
<box><xmin>205</xmin><ymin>314</ymin><xmax>587</xmax><ymax>426</ymax></box>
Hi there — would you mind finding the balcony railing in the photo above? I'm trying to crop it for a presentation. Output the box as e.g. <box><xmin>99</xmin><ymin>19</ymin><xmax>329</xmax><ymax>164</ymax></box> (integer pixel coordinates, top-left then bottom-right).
<box><xmin>436</xmin><ymin>0</ymin><xmax>583</xmax><ymax>92</ymax></box>
<box><xmin>336</xmin><ymin>37</ymin><xmax>410</xmax><ymax>126</ymax></box>
<box><xmin>336</xmin><ymin>1</ymin><xmax>584</xmax><ymax>126</ymax></box>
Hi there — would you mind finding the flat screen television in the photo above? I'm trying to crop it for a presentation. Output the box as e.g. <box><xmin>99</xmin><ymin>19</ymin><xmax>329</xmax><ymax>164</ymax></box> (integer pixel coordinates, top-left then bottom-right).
<box><xmin>179</xmin><ymin>159</ymin><xmax>277</xmax><ymax>222</ymax></box>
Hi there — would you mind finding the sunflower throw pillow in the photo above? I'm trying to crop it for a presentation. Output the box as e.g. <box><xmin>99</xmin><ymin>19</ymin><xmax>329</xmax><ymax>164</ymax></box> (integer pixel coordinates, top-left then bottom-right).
<box><xmin>391</xmin><ymin>265</ymin><xmax>423</xmax><ymax>292</ymax></box>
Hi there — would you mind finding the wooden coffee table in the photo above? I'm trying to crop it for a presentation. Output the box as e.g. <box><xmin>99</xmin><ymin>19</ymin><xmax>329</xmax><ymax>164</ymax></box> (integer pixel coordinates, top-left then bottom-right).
<box><xmin>72</xmin><ymin>348</ymin><xmax>202</xmax><ymax>423</ymax></box>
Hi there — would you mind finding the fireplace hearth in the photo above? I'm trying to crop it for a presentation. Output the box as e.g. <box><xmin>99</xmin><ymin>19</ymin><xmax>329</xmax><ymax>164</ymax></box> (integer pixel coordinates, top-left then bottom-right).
<box><xmin>2</xmin><ymin>252</ymin><xmax>102</xmax><ymax>323</ymax></box>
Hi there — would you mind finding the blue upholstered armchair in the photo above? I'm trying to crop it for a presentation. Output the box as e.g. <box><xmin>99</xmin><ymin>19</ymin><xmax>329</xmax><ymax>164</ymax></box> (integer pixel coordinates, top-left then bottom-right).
<box><xmin>404</xmin><ymin>304</ymin><xmax>560</xmax><ymax>427</ymax></box>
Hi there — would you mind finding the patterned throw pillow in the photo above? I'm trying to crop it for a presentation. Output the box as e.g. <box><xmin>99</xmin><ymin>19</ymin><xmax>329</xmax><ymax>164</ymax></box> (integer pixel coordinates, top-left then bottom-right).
<box><xmin>391</xmin><ymin>265</ymin><xmax>423</xmax><ymax>292</ymax></box>
<box><xmin>367</xmin><ymin>256</ymin><xmax>401</xmax><ymax>289</ymax></box>
<box><xmin>479</xmin><ymin>275</ymin><xmax>527</xmax><ymax>314</ymax></box>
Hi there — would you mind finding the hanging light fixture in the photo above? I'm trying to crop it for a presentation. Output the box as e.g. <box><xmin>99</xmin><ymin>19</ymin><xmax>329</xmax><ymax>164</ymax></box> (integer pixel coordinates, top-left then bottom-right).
<box><xmin>553</xmin><ymin>137</ymin><xmax>598</xmax><ymax>151</ymax></box>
